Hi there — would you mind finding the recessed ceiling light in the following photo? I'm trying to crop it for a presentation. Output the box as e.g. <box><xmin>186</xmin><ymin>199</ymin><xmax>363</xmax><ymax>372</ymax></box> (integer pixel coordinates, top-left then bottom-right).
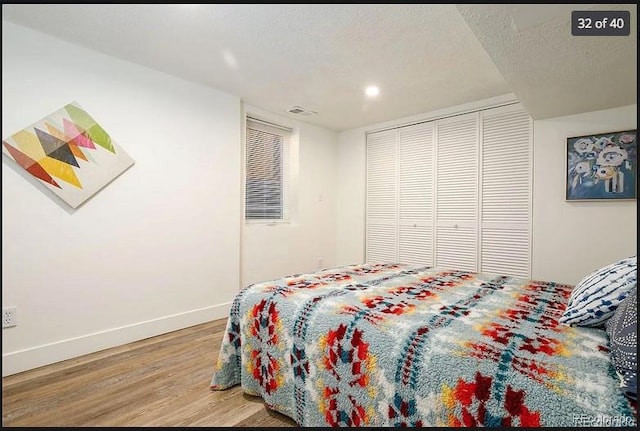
<box><xmin>365</xmin><ymin>86</ymin><xmax>380</xmax><ymax>97</ymax></box>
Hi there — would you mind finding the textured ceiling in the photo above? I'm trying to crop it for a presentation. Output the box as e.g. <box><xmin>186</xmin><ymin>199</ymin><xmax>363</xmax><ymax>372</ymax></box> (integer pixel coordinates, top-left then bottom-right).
<box><xmin>457</xmin><ymin>3</ymin><xmax>637</xmax><ymax>120</ymax></box>
<box><xmin>2</xmin><ymin>4</ymin><xmax>637</xmax><ymax>131</ymax></box>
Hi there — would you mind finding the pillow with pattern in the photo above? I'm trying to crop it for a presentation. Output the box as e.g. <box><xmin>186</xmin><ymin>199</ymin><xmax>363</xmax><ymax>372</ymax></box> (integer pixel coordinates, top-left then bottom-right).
<box><xmin>605</xmin><ymin>289</ymin><xmax>637</xmax><ymax>400</ymax></box>
<box><xmin>559</xmin><ymin>255</ymin><xmax>637</xmax><ymax>327</ymax></box>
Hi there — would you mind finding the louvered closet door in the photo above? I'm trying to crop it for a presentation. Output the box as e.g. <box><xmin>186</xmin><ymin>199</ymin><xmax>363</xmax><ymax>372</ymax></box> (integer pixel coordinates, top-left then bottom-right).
<box><xmin>366</xmin><ymin>129</ymin><xmax>398</xmax><ymax>263</ymax></box>
<box><xmin>398</xmin><ymin>122</ymin><xmax>434</xmax><ymax>266</ymax></box>
<box><xmin>480</xmin><ymin>104</ymin><xmax>532</xmax><ymax>277</ymax></box>
<box><xmin>435</xmin><ymin>113</ymin><xmax>479</xmax><ymax>272</ymax></box>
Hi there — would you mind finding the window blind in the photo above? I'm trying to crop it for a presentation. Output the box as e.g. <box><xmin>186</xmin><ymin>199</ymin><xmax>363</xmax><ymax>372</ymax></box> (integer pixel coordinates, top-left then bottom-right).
<box><xmin>245</xmin><ymin>119</ymin><xmax>290</xmax><ymax>221</ymax></box>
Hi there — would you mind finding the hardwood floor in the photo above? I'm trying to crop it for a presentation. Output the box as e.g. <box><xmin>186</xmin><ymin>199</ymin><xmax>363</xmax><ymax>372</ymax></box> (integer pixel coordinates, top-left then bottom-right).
<box><xmin>1</xmin><ymin>318</ymin><xmax>297</xmax><ymax>427</ymax></box>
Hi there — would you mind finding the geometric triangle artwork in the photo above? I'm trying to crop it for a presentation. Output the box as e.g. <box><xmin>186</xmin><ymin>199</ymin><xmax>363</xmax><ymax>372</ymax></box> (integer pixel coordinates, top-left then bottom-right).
<box><xmin>65</xmin><ymin>103</ymin><xmax>115</xmax><ymax>153</ymax></box>
<box><xmin>2</xmin><ymin>101</ymin><xmax>135</xmax><ymax>208</ymax></box>
<box><xmin>34</xmin><ymin>128</ymin><xmax>80</xmax><ymax>168</ymax></box>
<box><xmin>44</xmin><ymin>122</ymin><xmax>67</xmax><ymax>141</ymax></box>
<box><xmin>63</xmin><ymin>118</ymin><xmax>96</xmax><ymax>150</ymax></box>
<box><xmin>46</xmin><ymin>121</ymin><xmax>88</xmax><ymax>161</ymax></box>
<box><xmin>2</xmin><ymin>141</ymin><xmax>61</xmax><ymax>188</ymax></box>
<box><xmin>38</xmin><ymin>156</ymin><xmax>82</xmax><ymax>188</ymax></box>
<box><xmin>68</xmin><ymin>142</ymin><xmax>89</xmax><ymax>162</ymax></box>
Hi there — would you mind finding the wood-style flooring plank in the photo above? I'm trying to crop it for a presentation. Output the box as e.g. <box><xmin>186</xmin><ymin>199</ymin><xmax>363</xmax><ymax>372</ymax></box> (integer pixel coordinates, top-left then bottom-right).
<box><xmin>1</xmin><ymin>318</ymin><xmax>296</xmax><ymax>427</ymax></box>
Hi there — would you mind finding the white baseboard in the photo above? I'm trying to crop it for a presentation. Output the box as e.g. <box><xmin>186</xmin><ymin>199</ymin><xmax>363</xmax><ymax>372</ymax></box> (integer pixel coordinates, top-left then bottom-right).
<box><xmin>2</xmin><ymin>302</ymin><xmax>232</xmax><ymax>377</ymax></box>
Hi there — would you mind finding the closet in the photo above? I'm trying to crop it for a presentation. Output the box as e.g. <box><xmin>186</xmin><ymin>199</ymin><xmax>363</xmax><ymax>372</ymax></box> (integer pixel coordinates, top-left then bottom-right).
<box><xmin>365</xmin><ymin>102</ymin><xmax>532</xmax><ymax>278</ymax></box>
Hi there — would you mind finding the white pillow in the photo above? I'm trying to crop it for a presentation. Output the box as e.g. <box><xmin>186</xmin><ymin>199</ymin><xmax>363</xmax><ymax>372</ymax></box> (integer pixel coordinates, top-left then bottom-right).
<box><xmin>559</xmin><ymin>256</ymin><xmax>637</xmax><ymax>327</ymax></box>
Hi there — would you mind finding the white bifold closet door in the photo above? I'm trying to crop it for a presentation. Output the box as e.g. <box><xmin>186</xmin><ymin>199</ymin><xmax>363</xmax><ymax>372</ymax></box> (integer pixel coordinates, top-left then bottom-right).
<box><xmin>398</xmin><ymin>122</ymin><xmax>434</xmax><ymax>266</ymax></box>
<box><xmin>480</xmin><ymin>104</ymin><xmax>532</xmax><ymax>277</ymax></box>
<box><xmin>435</xmin><ymin>112</ymin><xmax>479</xmax><ymax>272</ymax></box>
<box><xmin>365</xmin><ymin>102</ymin><xmax>532</xmax><ymax>277</ymax></box>
<box><xmin>366</xmin><ymin>129</ymin><xmax>397</xmax><ymax>263</ymax></box>
<box><xmin>366</xmin><ymin>123</ymin><xmax>434</xmax><ymax>265</ymax></box>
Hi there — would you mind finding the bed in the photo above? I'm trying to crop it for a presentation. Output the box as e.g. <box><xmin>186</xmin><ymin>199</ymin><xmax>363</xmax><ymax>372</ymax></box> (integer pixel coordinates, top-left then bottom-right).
<box><xmin>210</xmin><ymin>263</ymin><xmax>637</xmax><ymax>427</ymax></box>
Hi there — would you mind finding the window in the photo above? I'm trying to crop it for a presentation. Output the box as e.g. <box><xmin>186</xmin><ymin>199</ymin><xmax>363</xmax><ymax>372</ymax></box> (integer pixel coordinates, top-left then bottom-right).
<box><xmin>245</xmin><ymin>117</ymin><xmax>291</xmax><ymax>221</ymax></box>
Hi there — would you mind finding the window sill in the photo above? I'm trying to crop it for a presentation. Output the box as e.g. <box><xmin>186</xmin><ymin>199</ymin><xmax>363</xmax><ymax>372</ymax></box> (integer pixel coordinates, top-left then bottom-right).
<box><xmin>245</xmin><ymin>219</ymin><xmax>291</xmax><ymax>226</ymax></box>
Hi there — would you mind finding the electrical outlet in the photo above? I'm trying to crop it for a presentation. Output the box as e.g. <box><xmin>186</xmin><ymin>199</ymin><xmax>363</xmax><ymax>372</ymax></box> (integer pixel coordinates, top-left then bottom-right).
<box><xmin>2</xmin><ymin>306</ymin><xmax>17</xmax><ymax>328</ymax></box>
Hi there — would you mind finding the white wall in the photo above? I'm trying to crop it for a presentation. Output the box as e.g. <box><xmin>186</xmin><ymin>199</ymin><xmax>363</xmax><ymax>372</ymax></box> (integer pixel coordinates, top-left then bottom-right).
<box><xmin>242</xmin><ymin>105</ymin><xmax>338</xmax><ymax>286</ymax></box>
<box><xmin>336</xmin><ymin>128</ymin><xmax>366</xmax><ymax>266</ymax></box>
<box><xmin>335</xmin><ymin>98</ymin><xmax>637</xmax><ymax>285</ymax></box>
<box><xmin>2</xmin><ymin>21</ymin><xmax>242</xmax><ymax>375</ymax></box>
<box><xmin>532</xmin><ymin>104</ymin><xmax>637</xmax><ymax>284</ymax></box>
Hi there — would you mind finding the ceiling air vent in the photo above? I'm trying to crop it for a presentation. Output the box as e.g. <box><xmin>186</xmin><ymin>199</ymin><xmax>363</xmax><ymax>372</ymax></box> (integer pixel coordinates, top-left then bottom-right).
<box><xmin>287</xmin><ymin>106</ymin><xmax>317</xmax><ymax>116</ymax></box>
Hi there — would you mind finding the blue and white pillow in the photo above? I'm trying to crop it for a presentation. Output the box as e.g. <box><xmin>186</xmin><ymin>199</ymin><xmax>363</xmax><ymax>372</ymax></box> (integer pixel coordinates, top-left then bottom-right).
<box><xmin>559</xmin><ymin>255</ymin><xmax>637</xmax><ymax>327</ymax></box>
<box><xmin>605</xmin><ymin>289</ymin><xmax>637</xmax><ymax>400</ymax></box>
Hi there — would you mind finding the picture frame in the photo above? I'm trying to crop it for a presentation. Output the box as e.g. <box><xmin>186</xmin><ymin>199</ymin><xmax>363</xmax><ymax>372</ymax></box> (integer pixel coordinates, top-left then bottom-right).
<box><xmin>2</xmin><ymin>101</ymin><xmax>134</xmax><ymax>208</ymax></box>
<box><xmin>565</xmin><ymin>129</ymin><xmax>636</xmax><ymax>201</ymax></box>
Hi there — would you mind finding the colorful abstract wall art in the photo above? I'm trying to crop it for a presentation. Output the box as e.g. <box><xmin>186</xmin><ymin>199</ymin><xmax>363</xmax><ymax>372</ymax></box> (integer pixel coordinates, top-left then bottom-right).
<box><xmin>2</xmin><ymin>102</ymin><xmax>134</xmax><ymax>208</ymax></box>
<box><xmin>566</xmin><ymin>130</ymin><xmax>636</xmax><ymax>201</ymax></box>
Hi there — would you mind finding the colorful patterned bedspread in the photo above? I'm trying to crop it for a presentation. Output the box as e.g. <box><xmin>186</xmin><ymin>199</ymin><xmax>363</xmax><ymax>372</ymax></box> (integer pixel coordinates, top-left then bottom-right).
<box><xmin>210</xmin><ymin>263</ymin><xmax>637</xmax><ymax>427</ymax></box>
